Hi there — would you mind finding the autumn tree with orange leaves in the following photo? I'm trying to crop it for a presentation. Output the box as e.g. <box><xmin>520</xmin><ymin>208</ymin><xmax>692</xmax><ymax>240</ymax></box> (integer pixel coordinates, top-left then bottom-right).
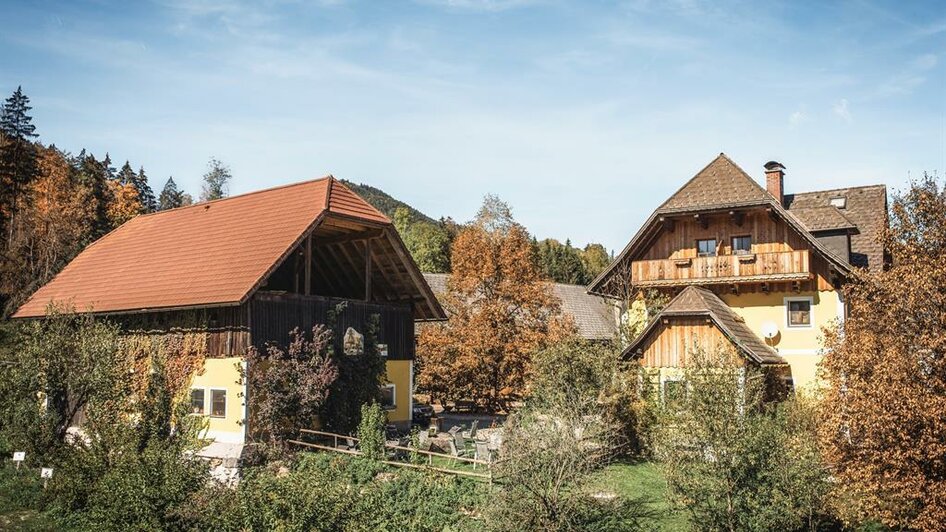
<box><xmin>820</xmin><ymin>175</ymin><xmax>946</xmax><ymax>530</ymax></box>
<box><xmin>417</xmin><ymin>195</ymin><xmax>574</xmax><ymax>411</ymax></box>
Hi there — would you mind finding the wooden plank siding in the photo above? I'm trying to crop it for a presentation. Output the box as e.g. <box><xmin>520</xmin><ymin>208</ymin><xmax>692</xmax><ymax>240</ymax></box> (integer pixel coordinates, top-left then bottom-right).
<box><xmin>249</xmin><ymin>291</ymin><xmax>415</xmax><ymax>360</ymax></box>
<box><xmin>114</xmin><ymin>305</ymin><xmax>251</xmax><ymax>359</ymax></box>
<box><xmin>641</xmin><ymin>210</ymin><xmax>809</xmax><ymax>260</ymax></box>
<box><xmin>633</xmin><ymin>209</ymin><xmax>835</xmax><ymax>292</ymax></box>
<box><xmin>631</xmin><ymin>250</ymin><xmax>810</xmax><ymax>286</ymax></box>
<box><xmin>637</xmin><ymin>317</ymin><xmax>744</xmax><ymax>367</ymax></box>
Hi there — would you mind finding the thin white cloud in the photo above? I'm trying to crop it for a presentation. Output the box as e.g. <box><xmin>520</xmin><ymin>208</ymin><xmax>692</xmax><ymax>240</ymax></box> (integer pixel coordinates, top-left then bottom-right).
<box><xmin>789</xmin><ymin>107</ymin><xmax>807</xmax><ymax>127</ymax></box>
<box><xmin>833</xmin><ymin>98</ymin><xmax>851</xmax><ymax>122</ymax></box>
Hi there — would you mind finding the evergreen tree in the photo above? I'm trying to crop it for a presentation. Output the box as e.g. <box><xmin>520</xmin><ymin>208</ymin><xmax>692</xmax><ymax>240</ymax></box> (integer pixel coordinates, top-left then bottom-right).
<box><xmin>158</xmin><ymin>177</ymin><xmax>183</xmax><ymax>211</ymax></box>
<box><xmin>75</xmin><ymin>151</ymin><xmax>112</xmax><ymax>241</ymax></box>
<box><xmin>199</xmin><ymin>157</ymin><xmax>231</xmax><ymax>201</ymax></box>
<box><xmin>116</xmin><ymin>160</ymin><xmax>136</xmax><ymax>185</ymax></box>
<box><xmin>0</xmin><ymin>86</ymin><xmax>39</xmax><ymax>247</ymax></box>
<box><xmin>132</xmin><ymin>166</ymin><xmax>156</xmax><ymax>213</ymax></box>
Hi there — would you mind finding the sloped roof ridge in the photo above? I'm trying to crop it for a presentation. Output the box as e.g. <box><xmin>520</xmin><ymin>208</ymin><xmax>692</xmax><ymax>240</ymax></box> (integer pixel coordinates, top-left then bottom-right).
<box><xmin>789</xmin><ymin>183</ymin><xmax>887</xmax><ymax>197</ymax></box>
<box><xmin>655</xmin><ymin>152</ymin><xmax>775</xmax><ymax>212</ymax></box>
<box><xmin>135</xmin><ymin>175</ymin><xmax>333</xmax><ymax>219</ymax></box>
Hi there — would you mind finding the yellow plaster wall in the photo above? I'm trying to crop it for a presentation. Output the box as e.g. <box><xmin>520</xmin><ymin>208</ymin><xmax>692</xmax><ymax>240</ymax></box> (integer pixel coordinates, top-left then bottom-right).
<box><xmin>384</xmin><ymin>359</ymin><xmax>413</xmax><ymax>424</ymax></box>
<box><xmin>720</xmin><ymin>290</ymin><xmax>843</xmax><ymax>391</ymax></box>
<box><xmin>189</xmin><ymin>357</ymin><xmax>245</xmax><ymax>443</ymax></box>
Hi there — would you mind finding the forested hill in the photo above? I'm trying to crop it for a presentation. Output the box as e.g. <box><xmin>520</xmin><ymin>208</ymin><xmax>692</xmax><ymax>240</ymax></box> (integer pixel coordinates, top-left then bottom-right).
<box><xmin>342</xmin><ymin>180</ymin><xmax>437</xmax><ymax>225</ymax></box>
<box><xmin>342</xmin><ymin>180</ymin><xmax>612</xmax><ymax>285</ymax></box>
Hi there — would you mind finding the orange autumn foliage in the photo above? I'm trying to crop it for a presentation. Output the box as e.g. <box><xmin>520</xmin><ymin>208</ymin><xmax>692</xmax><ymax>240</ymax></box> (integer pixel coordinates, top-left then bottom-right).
<box><xmin>416</xmin><ymin>196</ymin><xmax>575</xmax><ymax>410</ymax></box>
<box><xmin>819</xmin><ymin>175</ymin><xmax>946</xmax><ymax>530</ymax></box>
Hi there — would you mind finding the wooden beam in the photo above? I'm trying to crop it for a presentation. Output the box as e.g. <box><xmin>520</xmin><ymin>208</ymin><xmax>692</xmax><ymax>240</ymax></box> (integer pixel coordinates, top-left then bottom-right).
<box><xmin>365</xmin><ymin>238</ymin><xmax>372</xmax><ymax>302</ymax></box>
<box><xmin>316</xmin><ymin>229</ymin><xmax>384</xmax><ymax>246</ymax></box>
<box><xmin>659</xmin><ymin>216</ymin><xmax>675</xmax><ymax>233</ymax></box>
<box><xmin>321</xmin><ymin>245</ymin><xmax>361</xmax><ymax>297</ymax></box>
<box><xmin>729</xmin><ymin>210</ymin><xmax>744</xmax><ymax>227</ymax></box>
<box><xmin>694</xmin><ymin>213</ymin><xmax>708</xmax><ymax>229</ymax></box>
<box><xmin>304</xmin><ymin>235</ymin><xmax>312</xmax><ymax>295</ymax></box>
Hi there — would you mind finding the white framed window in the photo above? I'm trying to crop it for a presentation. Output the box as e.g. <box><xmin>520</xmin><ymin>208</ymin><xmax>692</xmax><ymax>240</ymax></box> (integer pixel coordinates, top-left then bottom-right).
<box><xmin>696</xmin><ymin>238</ymin><xmax>717</xmax><ymax>257</ymax></box>
<box><xmin>380</xmin><ymin>384</ymin><xmax>396</xmax><ymax>410</ymax></box>
<box><xmin>731</xmin><ymin>235</ymin><xmax>752</xmax><ymax>255</ymax></box>
<box><xmin>210</xmin><ymin>389</ymin><xmax>227</xmax><ymax>418</ymax></box>
<box><xmin>189</xmin><ymin>389</ymin><xmax>205</xmax><ymax>415</ymax></box>
<box><xmin>784</xmin><ymin>296</ymin><xmax>814</xmax><ymax>328</ymax></box>
<box><xmin>829</xmin><ymin>196</ymin><xmax>847</xmax><ymax>209</ymax></box>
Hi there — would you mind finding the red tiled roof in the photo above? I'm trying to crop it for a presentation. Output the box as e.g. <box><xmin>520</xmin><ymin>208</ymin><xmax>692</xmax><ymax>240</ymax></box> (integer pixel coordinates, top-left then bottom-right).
<box><xmin>13</xmin><ymin>177</ymin><xmax>391</xmax><ymax>318</ymax></box>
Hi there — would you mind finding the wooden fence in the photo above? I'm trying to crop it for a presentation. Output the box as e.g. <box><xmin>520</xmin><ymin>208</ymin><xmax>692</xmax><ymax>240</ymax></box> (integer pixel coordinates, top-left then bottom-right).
<box><xmin>289</xmin><ymin>429</ymin><xmax>493</xmax><ymax>481</ymax></box>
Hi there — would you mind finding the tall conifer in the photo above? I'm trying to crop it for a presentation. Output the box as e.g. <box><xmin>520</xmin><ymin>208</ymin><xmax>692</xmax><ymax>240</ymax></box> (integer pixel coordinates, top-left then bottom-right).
<box><xmin>158</xmin><ymin>177</ymin><xmax>184</xmax><ymax>210</ymax></box>
<box><xmin>0</xmin><ymin>86</ymin><xmax>39</xmax><ymax>247</ymax></box>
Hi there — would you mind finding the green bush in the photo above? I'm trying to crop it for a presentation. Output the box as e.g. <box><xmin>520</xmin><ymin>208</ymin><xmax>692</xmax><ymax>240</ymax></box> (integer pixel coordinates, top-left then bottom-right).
<box><xmin>356</xmin><ymin>402</ymin><xmax>386</xmax><ymax>462</ymax></box>
<box><xmin>179</xmin><ymin>452</ymin><xmax>486</xmax><ymax>532</ymax></box>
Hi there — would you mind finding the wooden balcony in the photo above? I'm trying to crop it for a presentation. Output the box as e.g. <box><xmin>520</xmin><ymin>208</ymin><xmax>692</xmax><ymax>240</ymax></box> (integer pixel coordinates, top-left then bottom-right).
<box><xmin>631</xmin><ymin>250</ymin><xmax>811</xmax><ymax>287</ymax></box>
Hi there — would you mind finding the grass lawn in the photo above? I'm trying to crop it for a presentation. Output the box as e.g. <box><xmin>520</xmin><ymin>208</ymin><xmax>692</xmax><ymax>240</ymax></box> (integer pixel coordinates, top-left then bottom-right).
<box><xmin>593</xmin><ymin>461</ymin><xmax>690</xmax><ymax>531</ymax></box>
<box><xmin>0</xmin><ymin>465</ymin><xmax>58</xmax><ymax>532</ymax></box>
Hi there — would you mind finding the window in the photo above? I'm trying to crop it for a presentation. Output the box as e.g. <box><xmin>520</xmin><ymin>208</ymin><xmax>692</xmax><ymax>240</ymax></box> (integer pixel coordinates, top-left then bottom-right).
<box><xmin>380</xmin><ymin>384</ymin><xmax>396</xmax><ymax>410</ymax></box>
<box><xmin>785</xmin><ymin>297</ymin><xmax>813</xmax><ymax>328</ymax></box>
<box><xmin>696</xmin><ymin>239</ymin><xmax>717</xmax><ymax>257</ymax></box>
<box><xmin>190</xmin><ymin>389</ymin><xmax>205</xmax><ymax>415</ymax></box>
<box><xmin>731</xmin><ymin>235</ymin><xmax>752</xmax><ymax>255</ymax></box>
<box><xmin>662</xmin><ymin>379</ymin><xmax>685</xmax><ymax>405</ymax></box>
<box><xmin>210</xmin><ymin>389</ymin><xmax>227</xmax><ymax>418</ymax></box>
<box><xmin>829</xmin><ymin>196</ymin><xmax>847</xmax><ymax>209</ymax></box>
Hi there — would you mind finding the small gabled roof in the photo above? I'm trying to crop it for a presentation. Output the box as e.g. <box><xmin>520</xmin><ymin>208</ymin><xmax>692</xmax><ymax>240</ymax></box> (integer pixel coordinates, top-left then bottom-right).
<box><xmin>785</xmin><ymin>185</ymin><xmax>887</xmax><ymax>272</ymax></box>
<box><xmin>422</xmin><ymin>273</ymin><xmax>617</xmax><ymax>341</ymax></box>
<box><xmin>14</xmin><ymin>177</ymin><xmax>445</xmax><ymax>320</ymax></box>
<box><xmin>588</xmin><ymin>153</ymin><xmax>854</xmax><ymax>297</ymax></box>
<box><xmin>623</xmin><ymin>286</ymin><xmax>785</xmax><ymax>365</ymax></box>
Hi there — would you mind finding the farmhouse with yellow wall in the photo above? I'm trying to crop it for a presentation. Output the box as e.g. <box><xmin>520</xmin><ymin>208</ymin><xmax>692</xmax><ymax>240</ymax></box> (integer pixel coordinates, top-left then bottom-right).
<box><xmin>14</xmin><ymin>177</ymin><xmax>445</xmax><ymax>450</ymax></box>
<box><xmin>590</xmin><ymin>154</ymin><xmax>887</xmax><ymax>393</ymax></box>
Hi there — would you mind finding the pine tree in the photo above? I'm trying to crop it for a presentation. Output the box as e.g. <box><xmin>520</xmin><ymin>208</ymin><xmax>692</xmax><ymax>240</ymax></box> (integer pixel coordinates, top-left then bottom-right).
<box><xmin>158</xmin><ymin>177</ymin><xmax>183</xmax><ymax>210</ymax></box>
<box><xmin>116</xmin><ymin>160</ymin><xmax>136</xmax><ymax>185</ymax></box>
<box><xmin>199</xmin><ymin>157</ymin><xmax>231</xmax><ymax>201</ymax></box>
<box><xmin>0</xmin><ymin>86</ymin><xmax>39</xmax><ymax>247</ymax></box>
<box><xmin>132</xmin><ymin>166</ymin><xmax>156</xmax><ymax>213</ymax></box>
<box><xmin>74</xmin><ymin>151</ymin><xmax>112</xmax><ymax>242</ymax></box>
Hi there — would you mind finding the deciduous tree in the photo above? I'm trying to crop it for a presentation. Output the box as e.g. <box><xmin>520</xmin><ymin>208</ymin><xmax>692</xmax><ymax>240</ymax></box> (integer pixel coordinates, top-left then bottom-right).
<box><xmin>200</xmin><ymin>157</ymin><xmax>231</xmax><ymax>201</ymax></box>
<box><xmin>417</xmin><ymin>195</ymin><xmax>575</xmax><ymax>410</ymax></box>
<box><xmin>820</xmin><ymin>175</ymin><xmax>946</xmax><ymax>530</ymax></box>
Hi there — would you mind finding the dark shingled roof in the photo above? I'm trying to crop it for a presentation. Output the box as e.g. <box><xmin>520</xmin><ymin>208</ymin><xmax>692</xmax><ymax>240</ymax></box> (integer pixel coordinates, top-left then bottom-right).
<box><xmin>422</xmin><ymin>273</ymin><xmax>617</xmax><ymax>341</ymax></box>
<box><xmin>788</xmin><ymin>206</ymin><xmax>857</xmax><ymax>232</ymax></box>
<box><xmin>658</xmin><ymin>153</ymin><xmax>775</xmax><ymax>213</ymax></box>
<box><xmin>785</xmin><ymin>185</ymin><xmax>887</xmax><ymax>272</ymax></box>
<box><xmin>624</xmin><ymin>286</ymin><xmax>786</xmax><ymax>365</ymax></box>
<box><xmin>588</xmin><ymin>153</ymin><xmax>858</xmax><ymax>297</ymax></box>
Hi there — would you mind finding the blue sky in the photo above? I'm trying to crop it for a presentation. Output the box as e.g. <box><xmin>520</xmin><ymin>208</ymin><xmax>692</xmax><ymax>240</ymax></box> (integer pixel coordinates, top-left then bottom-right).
<box><xmin>1</xmin><ymin>0</ymin><xmax>944</xmax><ymax>252</ymax></box>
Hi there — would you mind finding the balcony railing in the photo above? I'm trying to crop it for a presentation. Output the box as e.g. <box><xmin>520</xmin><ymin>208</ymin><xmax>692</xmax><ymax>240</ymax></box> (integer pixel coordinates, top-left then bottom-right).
<box><xmin>631</xmin><ymin>250</ymin><xmax>811</xmax><ymax>287</ymax></box>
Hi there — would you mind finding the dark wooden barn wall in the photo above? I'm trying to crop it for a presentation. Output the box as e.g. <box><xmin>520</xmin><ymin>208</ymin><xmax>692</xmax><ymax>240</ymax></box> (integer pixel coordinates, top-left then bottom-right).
<box><xmin>249</xmin><ymin>292</ymin><xmax>415</xmax><ymax>360</ymax></box>
<box><xmin>114</xmin><ymin>305</ymin><xmax>250</xmax><ymax>358</ymax></box>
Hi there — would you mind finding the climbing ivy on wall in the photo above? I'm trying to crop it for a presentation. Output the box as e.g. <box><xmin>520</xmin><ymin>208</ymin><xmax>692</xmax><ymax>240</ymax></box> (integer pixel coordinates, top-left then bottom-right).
<box><xmin>321</xmin><ymin>302</ymin><xmax>386</xmax><ymax>434</ymax></box>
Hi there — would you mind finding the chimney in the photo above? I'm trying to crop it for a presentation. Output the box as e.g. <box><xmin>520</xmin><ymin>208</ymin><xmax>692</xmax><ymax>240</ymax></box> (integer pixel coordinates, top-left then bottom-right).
<box><xmin>764</xmin><ymin>161</ymin><xmax>785</xmax><ymax>205</ymax></box>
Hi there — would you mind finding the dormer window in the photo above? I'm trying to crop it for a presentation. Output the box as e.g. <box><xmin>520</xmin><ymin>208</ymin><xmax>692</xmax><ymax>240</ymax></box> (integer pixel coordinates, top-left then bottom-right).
<box><xmin>697</xmin><ymin>239</ymin><xmax>717</xmax><ymax>257</ymax></box>
<box><xmin>829</xmin><ymin>197</ymin><xmax>846</xmax><ymax>209</ymax></box>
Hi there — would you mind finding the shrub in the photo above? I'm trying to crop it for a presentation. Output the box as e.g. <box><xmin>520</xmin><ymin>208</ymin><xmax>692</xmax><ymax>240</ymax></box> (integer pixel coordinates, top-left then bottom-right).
<box><xmin>530</xmin><ymin>338</ymin><xmax>648</xmax><ymax>455</ymax></box>
<box><xmin>653</xmin><ymin>348</ymin><xmax>837</xmax><ymax>532</ymax></box>
<box><xmin>485</xmin><ymin>395</ymin><xmax>650</xmax><ymax>531</ymax></box>
<box><xmin>356</xmin><ymin>402</ymin><xmax>386</xmax><ymax>462</ymax></box>
<box><xmin>179</xmin><ymin>452</ymin><xmax>485</xmax><ymax>532</ymax></box>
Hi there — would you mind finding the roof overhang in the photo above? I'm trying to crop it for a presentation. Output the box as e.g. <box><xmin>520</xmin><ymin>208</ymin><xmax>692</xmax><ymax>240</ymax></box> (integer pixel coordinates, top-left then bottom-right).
<box><xmin>588</xmin><ymin>199</ymin><xmax>853</xmax><ymax>298</ymax></box>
